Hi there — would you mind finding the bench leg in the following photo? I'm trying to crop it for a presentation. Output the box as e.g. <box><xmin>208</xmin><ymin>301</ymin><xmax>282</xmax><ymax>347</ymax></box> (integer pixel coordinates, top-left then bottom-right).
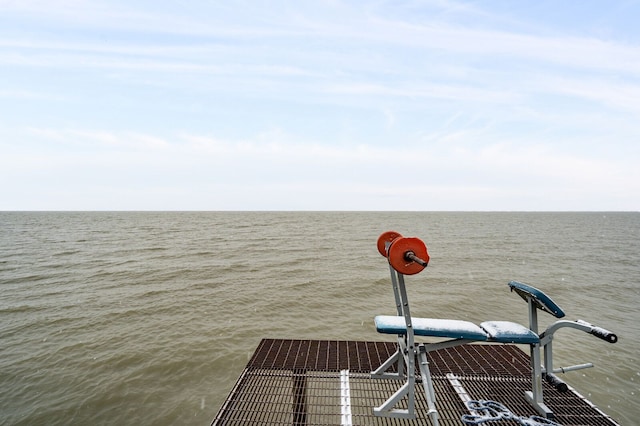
<box><xmin>371</xmin><ymin>348</ymin><xmax>403</xmax><ymax>379</ymax></box>
<box><xmin>372</xmin><ymin>336</ymin><xmax>418</xmax><ymax>420</ymax></box>
<box><xmin>418</xmin><ymin>345</ymin><xmax>440</xmax><ymax>426</ymax></box>
<box><xmin>373</xmin><ymin>381</ymin><xmax>416</xmax><ymax>419</ymax></box>
<box><xmin>525</xmin><ymin>342</ymin><xmax>555</xmax><ymax>419</ymax></box>
<box><xmin>371</xmin><ymin>335</ymin><xmax>408</xmax><ymax>380</ymax></box>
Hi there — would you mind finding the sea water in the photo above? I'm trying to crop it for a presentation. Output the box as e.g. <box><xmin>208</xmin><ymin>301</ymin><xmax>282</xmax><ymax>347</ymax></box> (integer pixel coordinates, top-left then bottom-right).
<box><xmin>1</xmin><ymin>212</ymin><xmax>638</xmax><ymax>425</ymax></box>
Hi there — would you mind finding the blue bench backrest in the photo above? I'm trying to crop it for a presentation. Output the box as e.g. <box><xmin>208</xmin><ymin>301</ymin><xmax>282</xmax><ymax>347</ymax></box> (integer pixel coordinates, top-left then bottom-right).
<box><xmin>508</xmin><ymin>281</ymin><xmax>565</xmax><ymax>318</ymax></box>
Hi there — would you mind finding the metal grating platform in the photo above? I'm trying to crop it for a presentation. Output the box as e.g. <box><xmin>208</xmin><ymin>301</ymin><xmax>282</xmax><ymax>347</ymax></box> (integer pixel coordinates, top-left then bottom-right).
<box><xmin>211</xmin><ymin>339</ymin><xmax>619</xmax><ymax>425</ymax></box>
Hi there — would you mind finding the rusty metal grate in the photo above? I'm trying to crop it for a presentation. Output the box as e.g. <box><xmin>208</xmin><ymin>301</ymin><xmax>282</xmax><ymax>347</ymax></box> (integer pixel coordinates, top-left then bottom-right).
<box><xmin>246</xmin><ymin>339</ymin><xmax>399</xmax><ymax>373</ymax></box>
<box><xmin>212</xmin><ymin>339</ymin><xmax>619</xmax><ymax>426</ymax></box>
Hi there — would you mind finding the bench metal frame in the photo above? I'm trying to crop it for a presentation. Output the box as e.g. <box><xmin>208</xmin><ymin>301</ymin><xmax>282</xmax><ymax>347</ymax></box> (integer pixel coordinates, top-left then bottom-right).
<box><xmin>371</xmin><ymin>262</ymin><xmax>617</xmax><ymax>425</ymax></box>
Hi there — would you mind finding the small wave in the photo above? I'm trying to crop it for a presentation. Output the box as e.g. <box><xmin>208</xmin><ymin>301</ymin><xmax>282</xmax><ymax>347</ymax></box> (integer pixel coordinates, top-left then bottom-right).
<box><xmin>139</xmin><ymin>289</ymin><xmax>169</xmax><ymax>298</ymax></box>
<box><xmin>0</xmin><ymin>304</ymin><xmax>44</xmax><ymax>314</ymax></box>
<box><xmin>51</xmin><ymin>249</ymin><xmax>81</xmax><ymax>257</ymax></box>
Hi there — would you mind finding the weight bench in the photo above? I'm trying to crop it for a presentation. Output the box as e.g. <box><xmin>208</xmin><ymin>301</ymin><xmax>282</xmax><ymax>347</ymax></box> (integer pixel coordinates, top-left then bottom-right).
<box><xmin>370</xmin><ymin>231</ymin><xmax>617</xmax><ymax>425</ymax></box>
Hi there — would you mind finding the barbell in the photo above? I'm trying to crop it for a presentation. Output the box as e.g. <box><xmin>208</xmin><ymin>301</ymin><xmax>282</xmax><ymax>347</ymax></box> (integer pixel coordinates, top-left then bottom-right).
<box><xmin>376</xmin><ymin>231</ymin><xmax>430</xmax><ymax>275</ymax></box>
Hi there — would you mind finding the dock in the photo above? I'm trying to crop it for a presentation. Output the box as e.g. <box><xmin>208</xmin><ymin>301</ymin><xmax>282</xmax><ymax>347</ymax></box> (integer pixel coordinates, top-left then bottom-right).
<box><xmin>211</xmin><ymin>338</ymin><xmax>619</xmax><ymax>425</ymax></box>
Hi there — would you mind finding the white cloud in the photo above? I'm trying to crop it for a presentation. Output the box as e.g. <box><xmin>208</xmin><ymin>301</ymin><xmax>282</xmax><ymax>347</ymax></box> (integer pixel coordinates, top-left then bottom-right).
<box><xmin>2</xmin><ymin>127</ymin><xmax>637</xmax><ymax>210</ymax></box>
<box><xmin>1</xmin><ymin>1</ymin><xmax>639</xmax><ymax>210</ymax></box>
<box><xmin>0</xmin><ymin>88</ymin><xmax>64</xmax><ymax>100</ymax></box>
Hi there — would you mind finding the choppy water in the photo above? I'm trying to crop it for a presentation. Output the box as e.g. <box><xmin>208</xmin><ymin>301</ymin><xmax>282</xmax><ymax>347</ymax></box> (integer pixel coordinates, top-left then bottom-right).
<box><xmin>1</xmin><ymin>212</ymin><xmax>638</xmax><ymax>425</ymax></box>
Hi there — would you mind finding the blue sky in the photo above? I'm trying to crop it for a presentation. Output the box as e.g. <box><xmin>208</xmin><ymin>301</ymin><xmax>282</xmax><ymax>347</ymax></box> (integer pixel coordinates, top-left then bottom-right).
<box><xmin>1</xmin><ymin>0</ymin><xmax>639</xmax><ymax>211</ymax></box>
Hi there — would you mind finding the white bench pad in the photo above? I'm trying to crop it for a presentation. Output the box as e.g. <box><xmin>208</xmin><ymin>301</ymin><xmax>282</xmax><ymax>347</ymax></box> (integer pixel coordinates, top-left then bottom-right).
<box><xmin>375</xmin><ymin>315</ymin><xmax>488</xmax><ymax>340</ymax></box>
<box><xmin>480</xmin><ymin>321</ymin><xmax>540</xmax><ymax>344</ymax></box>
<box><xmin>375</xmin><ymin>316</ymin><xmax>540</xmax><ymax>344</ymax></box>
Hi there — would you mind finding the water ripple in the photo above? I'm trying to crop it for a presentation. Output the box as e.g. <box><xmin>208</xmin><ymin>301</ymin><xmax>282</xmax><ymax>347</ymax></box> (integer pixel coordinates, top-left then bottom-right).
<box><xmin>0</xmin><ymin>212</ymin><xmax>637</xmax><ymax>425</ymax></box>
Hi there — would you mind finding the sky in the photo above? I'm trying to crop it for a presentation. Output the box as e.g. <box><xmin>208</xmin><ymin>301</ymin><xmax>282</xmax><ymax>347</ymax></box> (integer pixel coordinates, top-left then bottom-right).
<box><xmin>1</xmin><ymin>0</ymin><xmax>639</xmax><ymax>211</ymax></box>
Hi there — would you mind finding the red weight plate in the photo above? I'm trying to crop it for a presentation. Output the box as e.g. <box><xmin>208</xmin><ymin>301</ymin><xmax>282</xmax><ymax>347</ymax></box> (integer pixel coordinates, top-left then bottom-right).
<box><xmin>377</xmin><ymin>231</ymin><xmax>403</xmax><ymax>257</ymax></box>
<box><xmin>387</xmin><ymin>236</ymin><xmax>429</xmax><ymax>275</ymax></box>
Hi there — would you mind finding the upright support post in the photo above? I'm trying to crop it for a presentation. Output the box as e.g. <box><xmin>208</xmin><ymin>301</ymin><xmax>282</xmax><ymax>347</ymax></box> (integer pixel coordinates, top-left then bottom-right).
<box><xmin>524</xmin><ymin>298</ymin><xmax>554</xmax><ymax>419</ymax></box>
<box><xmin>544</xmin><ymin>338</ymin><xmax>554</xmax><ymax>376</ymax></box>
<box><xmin>372</xmin><ymin>269</ymin><xmax>418</xmax><ymax>420</ymax></box>
<box><xmin>389</xmin><ymin>263</ymin><xmax>406</xmax><ymax>379</ymax></box>
<box><xmin>397</xmin><ymin>272</ymin><xmax>416</xmax><ymax>416</ymax></box>
<box><xmin>418</xmin><ymin>345</ymin><xmax>440</xmax><ymax>426</ymax></box>
<box><xmin>389</xmin><ymin>262</ymin><xmax>403</xmax><ymax>317</ymax></box>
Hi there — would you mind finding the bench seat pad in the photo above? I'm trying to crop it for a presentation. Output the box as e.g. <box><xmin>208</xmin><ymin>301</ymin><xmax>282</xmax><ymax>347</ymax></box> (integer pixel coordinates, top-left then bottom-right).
<box><xmin>374</xmin><ymin>316</ymin><xmax>540</xmax><ymax>344</ymax></box>
<box><xmin>480</xmin><ymin>321</ymin><xmax>540</xmax><ymax>344</ymax></box>
<box><xmin>375</xmin><ymin>315</ymin><xmax>488</xmax><ymax>341</ymax></box>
